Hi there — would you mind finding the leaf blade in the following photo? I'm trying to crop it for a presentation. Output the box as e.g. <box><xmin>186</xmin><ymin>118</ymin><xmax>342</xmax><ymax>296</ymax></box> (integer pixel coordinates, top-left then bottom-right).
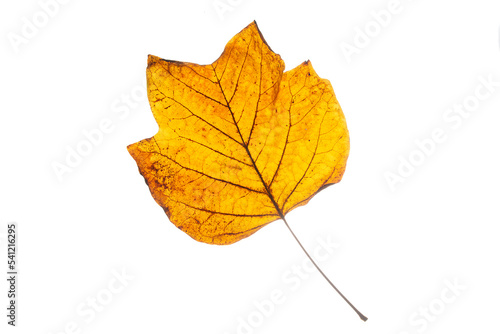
<box><xmin>128</xmin><ymin>22</ymin><xmax>349</xmax><ymax>244</ymax></box>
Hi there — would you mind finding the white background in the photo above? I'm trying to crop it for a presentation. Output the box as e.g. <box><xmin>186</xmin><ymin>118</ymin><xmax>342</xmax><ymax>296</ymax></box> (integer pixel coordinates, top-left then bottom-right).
<box><xmin>1</xmin><ymin>0</ymin><xmax>499</xmax><ymax>333</ymax></box>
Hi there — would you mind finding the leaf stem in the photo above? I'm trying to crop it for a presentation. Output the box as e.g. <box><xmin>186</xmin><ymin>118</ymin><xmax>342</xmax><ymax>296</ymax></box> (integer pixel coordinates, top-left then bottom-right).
<box><xmin>281</xmin><ymin>217</ymin><xmax>368</xmax><ymax>322</ymax></box>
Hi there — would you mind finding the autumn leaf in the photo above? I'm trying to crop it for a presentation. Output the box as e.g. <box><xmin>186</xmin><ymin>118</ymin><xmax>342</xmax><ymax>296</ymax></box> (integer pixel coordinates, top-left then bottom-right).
<box><xmin>128</xmin><ymin>21</ymin><xmax>349</xmax><ymax>244</ymax></box>
<box><xmin>128</xmin><ymin>21</ymin><xmax>365</xmax><ymax>321</ymax></box>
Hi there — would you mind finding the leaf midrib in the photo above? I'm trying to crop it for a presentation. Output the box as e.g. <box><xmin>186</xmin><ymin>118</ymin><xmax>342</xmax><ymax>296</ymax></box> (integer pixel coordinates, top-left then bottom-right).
<box><xmin>212</xmin><ymin>65</ymin><xmax>286</xmax><ymax>222</ymax></box>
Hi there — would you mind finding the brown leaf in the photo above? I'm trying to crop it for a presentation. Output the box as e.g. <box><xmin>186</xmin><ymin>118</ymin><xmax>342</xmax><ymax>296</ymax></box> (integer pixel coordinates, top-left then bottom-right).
<box><xmin>128</xmin><ymin>21</ymin><xmax>349</xmax><ymax>245</ymax></box>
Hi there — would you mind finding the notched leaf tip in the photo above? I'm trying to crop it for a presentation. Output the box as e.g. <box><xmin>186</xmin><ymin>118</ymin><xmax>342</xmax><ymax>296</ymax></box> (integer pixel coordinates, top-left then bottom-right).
<box><xmin>247</xmin><ymin>20</ymin><xmax>274</xmax><ymax>53</ymax></box>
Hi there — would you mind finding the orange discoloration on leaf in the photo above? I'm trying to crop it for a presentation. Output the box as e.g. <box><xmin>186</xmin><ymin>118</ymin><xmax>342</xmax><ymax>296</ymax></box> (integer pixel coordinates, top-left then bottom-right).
<box><xmin>128</xmin><ymin>21</ymin><xmax>349</xmax><ymax>245</ymax></box>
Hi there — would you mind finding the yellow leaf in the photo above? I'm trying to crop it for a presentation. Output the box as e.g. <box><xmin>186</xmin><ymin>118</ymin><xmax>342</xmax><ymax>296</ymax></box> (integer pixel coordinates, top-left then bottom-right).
<box><xmin>128</xmin><ymin>21</ymin><xmax>349</xmax><ymax>245</ymax></box>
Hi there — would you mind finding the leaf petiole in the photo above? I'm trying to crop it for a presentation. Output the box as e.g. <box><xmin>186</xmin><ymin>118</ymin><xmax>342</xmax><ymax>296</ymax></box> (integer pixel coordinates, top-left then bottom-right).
<box><xmin>282</xmin><ymin>217</ymin><xmax>368</xmax><ymax>322</ymax></box>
